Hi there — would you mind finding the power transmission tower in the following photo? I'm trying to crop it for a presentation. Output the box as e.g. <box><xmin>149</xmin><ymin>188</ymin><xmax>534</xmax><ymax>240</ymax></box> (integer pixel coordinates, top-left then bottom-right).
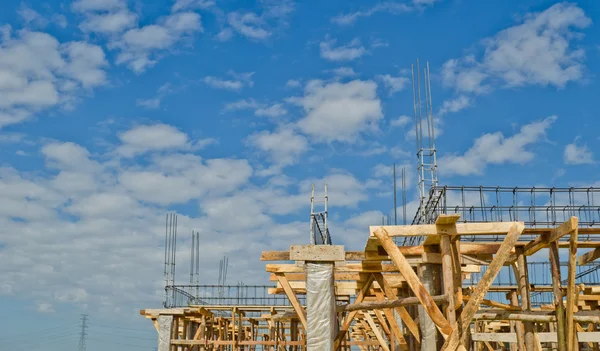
<box><xmin>77</xmin><ymin>314</ymin><xmax>88</xmax><ymax>351</ymax></box>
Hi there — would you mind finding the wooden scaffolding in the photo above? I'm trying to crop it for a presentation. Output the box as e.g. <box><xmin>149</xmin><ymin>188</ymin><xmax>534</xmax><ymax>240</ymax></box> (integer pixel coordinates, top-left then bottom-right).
<box><xmin>143</xmin><ymin>214</ymin><xmax>600</xmax><ymax>351</ymax></box>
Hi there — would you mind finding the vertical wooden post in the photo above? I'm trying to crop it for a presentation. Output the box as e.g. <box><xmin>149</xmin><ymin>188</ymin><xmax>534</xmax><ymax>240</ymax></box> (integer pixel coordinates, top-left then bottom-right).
<box><xmin>507</xmin><ymin>291</ymin><xmax>525</xmax><ymax>351</ymax></box>
<box><xmin>514</xmin><ymin>248</ymin><xmax>535</xmax><ymax>351</ymax></box>
<box><xmin>549</xmin><ymin>241</ymin><xmax>566</xmax><ymax>351</ymax></box>
<box><xmin>200</xmin><ymin>316</ymin><xmax>207</xmax><ymax>351</ymax></box>
<box><xmin>566</xmin><ymin>227</ymin><xmax>578</xmax><ymax>350</ymax></box>
<box><xmin>440</xmin><ymin>235</ymin><xmax>457</xmax><ymax>326</ymax></box>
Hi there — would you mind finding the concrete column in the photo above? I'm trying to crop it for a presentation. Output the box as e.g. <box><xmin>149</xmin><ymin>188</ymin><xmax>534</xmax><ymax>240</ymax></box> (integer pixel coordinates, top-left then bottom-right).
<box><xmin>158</xmin><ymin>315</ymin><xmax>174</xmax><ymax>351</ymax></box>
<box><xmin>417</xmin><ymin>264</ymin><xmax>440</xmax><ymax>351</ymax></box>
<box><xmin>306</xmin><ymin>261</ymin><xmax>336</xmax><ymax>351</ymax></box>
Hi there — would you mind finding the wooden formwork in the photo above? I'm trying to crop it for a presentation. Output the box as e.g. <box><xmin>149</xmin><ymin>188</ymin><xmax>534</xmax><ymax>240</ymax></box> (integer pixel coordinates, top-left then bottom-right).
<box><xmin>143</xmin><ymin>214</ymin><xmax>600</xmax><ymax>351</ymax></box>
<box><xmin>262</xmin><ymin>215</ymin><xmax>600</xmax><ymax>350</ymax></box>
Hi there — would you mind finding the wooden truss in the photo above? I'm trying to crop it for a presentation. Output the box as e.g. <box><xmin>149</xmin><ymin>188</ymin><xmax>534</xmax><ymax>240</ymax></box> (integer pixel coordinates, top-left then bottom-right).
<box><xmin>144</xmin><ymin>215</ymin><xmax>600</xmax><ymax>351</ymax></box>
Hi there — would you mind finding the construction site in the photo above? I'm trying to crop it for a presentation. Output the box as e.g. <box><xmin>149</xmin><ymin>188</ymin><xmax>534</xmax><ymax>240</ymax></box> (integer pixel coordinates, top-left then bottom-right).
<box><xmin>140</xmin><ymin>61</ymin><xmax>600</xmax><ymax>351</ymax></box>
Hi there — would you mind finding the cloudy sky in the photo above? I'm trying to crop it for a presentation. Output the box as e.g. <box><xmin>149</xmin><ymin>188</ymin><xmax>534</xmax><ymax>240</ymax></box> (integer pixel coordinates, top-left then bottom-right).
<box><xmin>0</xmin><ymin>0</ymin><xmax>599</xmax><ymax>349</ymax></box>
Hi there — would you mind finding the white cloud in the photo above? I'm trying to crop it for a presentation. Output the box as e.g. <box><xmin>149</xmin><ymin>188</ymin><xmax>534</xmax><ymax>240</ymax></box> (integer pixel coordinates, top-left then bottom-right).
<box><xmin>228</xmin><ymin>12</ymin><xmax>271</xmax><ymax>40</ymax></box>
<box><xmin>331</xmin><ymin>1</ymin><xmax>439</xmax><ymax>26</ymax></box>
<box><xmin>79</xmin><ymin>10</ymin><xmax>138</xmax><ymax>34</ymax></box>
<box><xmin>390</xmin><ymin>115</ymin><xmax>411</xmax><ymax>128</ymax></box>
<box><xmin>226</xmin><ymin>1</ymin><xmax>294</xmax><ymax>41</ymax></box>
<box><xmin>204</xmin><ymin>71</ymin><xmax>254</xmax><ymax>91</ymax></box>
<box><xmin>443</xmin><ymin>3</ymin><xmax>591</xmax><ymax>94</ymax></box>
<box><xmin>285</xmin><ymin>79</ymin><xmax>301</xmax><ymax>88</ymax></box>
<box><xmin>172</xmin><ymin>0</ymin><xmax>215</xmax><ymax>12</ymax></box>
<box><xmin>247</xmin><ymin>127</ymin><xmax>308</xmax><ymax>165</ymax></box>
<box><xmin>116</xmin><ymin>123</ymin><xmax>212</xmax><ymax>157</ymax></box>
<box><xmin>377</xmin><ymin>74</ymin><xmax>409</xmax><ymax>95</ymax></box>
<box><xmin>330</xmin><ymin>67</ymin><xmax>357</xmax><ymax>77</ymax></box>
<box><xmin>224</xmin><ymin>99</ymin><xmax>286</xmax><ymax>118</ymax></box>
<box><xmin>136</xmin><ymin>83</ymin><xmax>174</xmax><ymax>109</ymax></box>
<box><xmin>256</xmin><ymin>104</ymin><xmax>286</xmax><ymax>117</ymax></box>
<box><xmin>564</xmin><ymin>138</ymin><xmax>594</xmax><ymax>165</ymax></box>
<box><xmin>120</xmin><ymin>156</ymin><xmax>252</xmax><ymax>204</ymax></box>
<box><xmin>438</xmin><ymin>116</ymin><xmax>557</xmax><ymax>176</ymax></box>
<box><xmin>291</xmin><ymin>79</ymin><xmax>382</xmax><ymax>142</ymax></box>
<box><xmin>72</xmin><ymin>0</ymin><xmax>126</xmax><ymax>12</ymax></box>
<box><xmin>111</xmin><ymin>12</ymin><xmax>203</xmax><ymax>73</ymax></box>
<box><xmin>320</xmin><ymin>37</ymin><xmax>367</xmax><ymax>62</ymax></box>
<box><xmin>439</xmin><ymin>95</ymin><xmax>471</xmax><ymax>116</ymax></box>
<box><xmin>0</xmin><ymin>28</ymin><xmax>108</xmax><ymax>128</ymax></box>
<box><xmin>42</xmin><ymin>141</ymin><xmax>101</xmax><ymax>172</ymax></box>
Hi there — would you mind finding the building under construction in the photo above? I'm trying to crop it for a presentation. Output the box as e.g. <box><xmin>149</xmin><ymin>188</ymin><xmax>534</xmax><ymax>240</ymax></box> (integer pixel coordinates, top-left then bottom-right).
<box><xmin>141</xmin><ymin>61</ymin><xmax>600</xmax><ymax>351</ymax></box>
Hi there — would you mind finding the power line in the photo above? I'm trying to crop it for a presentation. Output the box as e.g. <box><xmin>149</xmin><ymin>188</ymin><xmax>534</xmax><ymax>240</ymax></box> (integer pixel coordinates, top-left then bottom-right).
<box><xmin>77</xmin><ymin>314</ymin><xmax>88</xmax><ymax>351</ymax></box>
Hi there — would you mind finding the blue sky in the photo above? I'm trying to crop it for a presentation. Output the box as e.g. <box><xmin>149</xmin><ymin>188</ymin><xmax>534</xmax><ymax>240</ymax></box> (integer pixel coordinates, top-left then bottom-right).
<box><xmin>0</xmin><ymin>0</ymin><xmax>599</xmax><ymax>349</ymax></box>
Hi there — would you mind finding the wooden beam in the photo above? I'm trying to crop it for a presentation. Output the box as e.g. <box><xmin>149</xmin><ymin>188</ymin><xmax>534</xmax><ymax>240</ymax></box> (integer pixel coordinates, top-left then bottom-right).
<box><xmin>549</xmin><ymin>241</ymin><xmax>566</xmax><ymax>351</ymax></box>
<box><xmin>441</xmin><ymin>234</ymin><xmax>457</xmax><ymax>324</ymax></box>
<box><xmin>340</xmin><ymin>295</ymin><xmax>449</xmax><ymax>312</ymax></box>
<box><xmin>441</xmin><ymin>222</ymin><xmax>524</xmax><ymax>351</ymax></box>
<box><xmin>275</xmin><ymin>273</ymin><xmax>307</xmax><ymax>330</ymax></box>
<box><xmin>370</xmin><ymin>222</ymin><xmax>520</xmax><ymax>237</ymax></box>
<box><xmin>462</xmin><ymin>296</ymin><xmax>520</xmax><ymax>311</ymax></box>
<box><xmin>514</xmin><ymin>248</ymin><xmax>535</xmax><ymax>351</ymax></box>
<box><xmin>373</xmin><ymin>227</ymin><xmax>453</xmax><ymax>339</ymax></box>
<box><xmin>578</xmin><ymin>247</ymin><xmax>600</xmax><ymax>265</ymax></box>
<box><xmin>566</xmin><ymin>221</ymin><xmax>579</xmax><ymax>350</ymax></box>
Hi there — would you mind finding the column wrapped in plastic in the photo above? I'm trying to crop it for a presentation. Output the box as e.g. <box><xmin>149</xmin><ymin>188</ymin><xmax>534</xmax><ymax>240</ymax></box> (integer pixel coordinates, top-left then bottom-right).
<box><xmin>306</xmin><ymin>262</ymin><xmax>336</xmax><ymax>351</ymax></box>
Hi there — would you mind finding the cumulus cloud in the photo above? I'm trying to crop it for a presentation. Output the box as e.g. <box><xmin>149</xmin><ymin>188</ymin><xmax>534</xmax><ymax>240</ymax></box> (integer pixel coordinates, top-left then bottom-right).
<box><xmin>112</xmin><ymin>12</ymin><xmax>202</xmax><ymax>73</ymax></box>
<box><xmin>438</xmin><ymin>95</ymin><xmax>471</xmax><ymax>116</ymax></box>
<box><xmin>223</xmin><ymin>99</ymin><xmax>286</xmax><ymax>118</ymax></box>
<box><xmin>331</xmin><ymin>1</ymin><xmax>441</xmax><ymax>26</ymax></box>
<box><xmin>247</xmin><ymin>127</ymin><xmax>308</xmax><ymax>166</ymax></box>
<box><xmin>320</xmin><ymin>37</ymin><xmax>367</xmax><ymax>61</ymax></box>
<box><xmin>377</xmin><ymin>74</ymin><xmax>409</xmax><ymax>95</ymax></box>
<box><xmin>564</xmin><ymin>138</ymin><xmax>594</xmax><ymax>165</ymax></box>
<box><xmin>225</xmin><ymin>1</ymin><xmax>294</xmax><ymax>41</ymax></box>
<box><xmin>204</xmin><ymin>71</ymin><xmax>254</xmax><ymax>92</ymax></box>
<box><xmin>390</xmin><ymin>115</ymin><xmax>411</xmax><ymax>128</ymax></box>
<box><xmin>438</xmin><ymin>116</ymin><xmax>557</xmax><ymax>176</ymax></box>
<box><xmin>0</xmin><ymin>27</ymin><xmax>108</xmax><ymax>128</ymax></box>
<box><xmin>116</xmin><ymin>123</ymin><xmax>214</xmax><ymax>157</ymax></box>
<box><xmin>291</xmin><ymin>79</ymin><xmax>383</xmax><ymax>142</ymax></box>
<box><xmin>0</xmin><ymin>119</ymin><xmax>381</xmax><ymax>317</ymax></box>
<box><xmin>442</xmin><ymin>3</ymin><xmax>591</xmax><ymax>95</ymax></box>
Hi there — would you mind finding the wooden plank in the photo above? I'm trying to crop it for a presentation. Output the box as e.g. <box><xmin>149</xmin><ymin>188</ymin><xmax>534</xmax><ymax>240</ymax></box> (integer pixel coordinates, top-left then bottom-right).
<box><xmin>363</xmin><ymin>312</ymin><xmax>391</xmax><ymax>351</ymax></box>
<box><xmin>275</xmin><ymin>273</ymin><xmax>307</xmax><ymax>330</ymax></box>
<box><xmin>373</xmin><ymin>227</ymin><xmax>453</xmax><ymax>339</ymax></box>
<box><xmin>370</xmin><ymin>222</ymin><xmax>520</xmax><ymax>237</ymax></box>
<box><xmin>566</xmin><ymin>222</ymin><xmax>579</xmax><ymax>351</ymax></box>
<box><xmin>289</xmin><ymin>245</ymin><xmax>345</xmax><ymax>261</ymax></box>
<box><xmin>441</xmin><ymin>222</ymin><xmax>524</xmax><ymax>351</ymax></box>
<box><xmin>262</xmin><ymin>251</ymin><xmax>366</xmax><ymax>261</ymax></box>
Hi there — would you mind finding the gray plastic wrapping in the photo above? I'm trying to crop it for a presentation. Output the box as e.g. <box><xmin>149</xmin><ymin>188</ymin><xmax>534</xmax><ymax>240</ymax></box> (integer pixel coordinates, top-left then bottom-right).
<box><xmin>306</xmin><ymin>262</ymin><xmax>336</xmax><ymax>351</ymax></box>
